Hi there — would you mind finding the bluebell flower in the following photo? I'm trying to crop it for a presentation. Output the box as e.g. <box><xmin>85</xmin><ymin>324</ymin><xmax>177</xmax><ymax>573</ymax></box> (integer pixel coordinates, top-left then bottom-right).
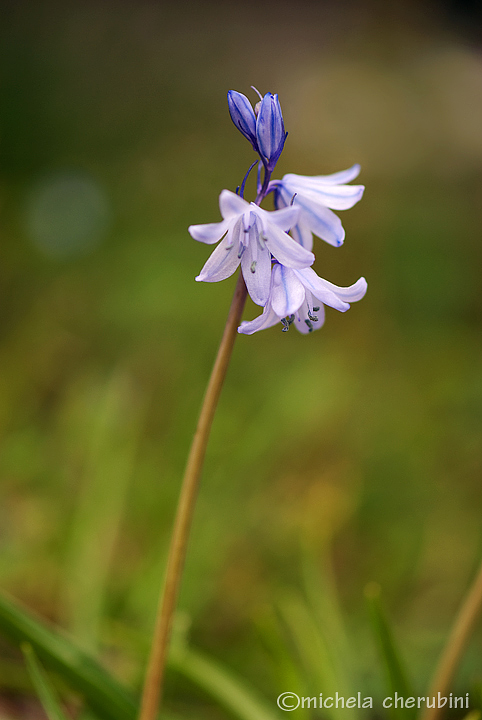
<box><xmin>256</xmin><ymin>93</ymin><xmax>287</xmax><ymax>171</ymax></box>
<box><xmin>238</xmin><ymin>262</ymin><xmax>367</xmax><ymax>335</ymax></box>
<box><xmin>272</xmin><ymin>165</ymin><xmax>364</xmax><ymax>249</ymax></box>
<box><xmin>227</xmin><ymin>90</ymin><xmax>259</xmax><ymax>153</ymax></box>
<box><xmin>189</xmin><ymin>190</ymin><xmax>314</xmax><ymax>307</ymax></box>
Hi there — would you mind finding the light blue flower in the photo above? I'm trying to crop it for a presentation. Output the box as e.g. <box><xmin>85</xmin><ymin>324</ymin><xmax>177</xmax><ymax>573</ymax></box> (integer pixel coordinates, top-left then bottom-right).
<box><xmin>238</xmin><ymin>262</ymin><xmax>367</xmax><ymax>335</ymax></box>
<box><xmin>189</xmin><ymin>190</ymin><xmax>314</xmax><ymax>307</ymax></box>
<box><xmin>272</xmin><ymin>165</ymin><xmax>364</xmax><ymax>249</ymax></box>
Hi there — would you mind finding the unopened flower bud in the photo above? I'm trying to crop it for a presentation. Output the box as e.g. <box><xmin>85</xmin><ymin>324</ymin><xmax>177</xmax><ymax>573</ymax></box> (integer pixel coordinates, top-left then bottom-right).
<box><xmin>256</xmin><ymin>93</ymin><xmax>287</xmax><ymax>170</ymax></box>
<box><xmin>227</xmin><ymin>90</ymin><xmax>259</xmax><ymax>152</ymax></box>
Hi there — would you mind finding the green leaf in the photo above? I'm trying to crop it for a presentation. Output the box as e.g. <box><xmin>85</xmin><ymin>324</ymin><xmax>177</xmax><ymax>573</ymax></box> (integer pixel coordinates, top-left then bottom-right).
<box><xmin>365</xmin><ymin>583</ymin><xmax>416</xmax><ymax>720</ymax></box>
<box><xmin>169</xmin><ymin>642</ymin><xmax>278</xmax><ymax>720</ymax></box>
<box><xmin>22</xmin><ymin>643</ymin><xmax>70</xmax><ymax>720</ymax></box>
<box><xmin>0</xmin><ymin>591</ymin><xmax>137</xmax><ymax>720</ymax></box>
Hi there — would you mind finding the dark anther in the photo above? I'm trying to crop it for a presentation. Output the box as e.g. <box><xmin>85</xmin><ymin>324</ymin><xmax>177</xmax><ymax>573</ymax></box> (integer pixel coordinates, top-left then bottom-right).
<box><xmin>304</xmin><ymin>319</ymin><xmax>314</xmax><ymax>333</ymax></box>
<box><xmin>250</xmin><ymin>261</ymin><xmax>256</xmax><ymax>273</ymax></box>
<box><xmin>281</xmin><ymin>318</ymin><xmax>290</xmax><ymax>332</ymax></box>
<box><xmin>313</xmin><ymin>306</ymin><xmax>320</xmax><ymax>312</ymax></box>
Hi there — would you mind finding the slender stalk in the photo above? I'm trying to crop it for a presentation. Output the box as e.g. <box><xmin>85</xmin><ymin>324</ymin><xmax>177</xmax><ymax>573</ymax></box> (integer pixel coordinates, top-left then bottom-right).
<box><xmin>422</xmin><ymin>557</ymin><xmax>482</xmax><ymax>720</ymax></box>
<box><xmin>138</xmin><ymin>273</ymin><xmax>248</xmax><ymax>720</ymax></box>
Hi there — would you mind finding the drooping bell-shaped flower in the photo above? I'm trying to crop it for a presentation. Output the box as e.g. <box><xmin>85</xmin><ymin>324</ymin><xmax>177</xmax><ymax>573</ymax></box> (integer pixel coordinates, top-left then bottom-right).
<box><xmin>238</xmin><ymin>262</ymin><xmax>367</xmax><ymax>335</ymax></box>
<box><xmin>189</xmin><ymin>190</ymin><xmax>314</xmax><ymax>307</ymax></box>
<box><xmin>272</xmin><ymin>165</ymin><xmax>364</xmax><ymax>250</ymax></box>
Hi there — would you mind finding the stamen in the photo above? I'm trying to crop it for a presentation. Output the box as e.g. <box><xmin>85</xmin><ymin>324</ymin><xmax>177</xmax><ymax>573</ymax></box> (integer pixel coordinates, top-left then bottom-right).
<box><xmin>238</xmin><ymin>244</ymin><xmax>246</xmax><ymax>259</ymax></box>
<box><xmin>304</xmin><ymin>319</ymin><xmax>314</xmax><ymax>333</ymax></box>
<box><xmin>250</xmin><ymin>261</ymin><xmax>256</xmax><ymax>273</ymax></box>
<box><xmin>308</xmin><ymin>310</ymin><xmax>319</xmax><ymax>322</ymax></box>
<box><xmin>290</xmin><ymin>193</ymin><xmax>297</xmax><ymax>206</ymax></box>
<box><xmin>281</xmin><ymin>318</ymin><xmax>290</xmax><ymax>332</ymax></box>
<box><xmin>313</xmin><ymin>306</ymin><xmax>320</xmax><ymax>312</ymax></box>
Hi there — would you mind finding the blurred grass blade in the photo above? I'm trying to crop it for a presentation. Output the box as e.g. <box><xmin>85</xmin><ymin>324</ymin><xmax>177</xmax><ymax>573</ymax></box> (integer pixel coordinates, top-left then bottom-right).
<box><xmin>365</xmin><ymin>583</ymin><xmax>415</xmax><ymax>720</ymax></box>
<box><xmin>169</xmin><ymin>643</ymin><xmax>278</xmax><ymax>720</ymax></box>
<box><xmin>301</xmin><ymin>548</ymin><xmax>358</xmax><ymax>703</ymax></box>
<box><xmin>62</xmin><ymin>372</ymin><xmax>144</xmax><ymax>654</ymax></box>
<box><xmin>22</xmin><ymin>643</ymin><xmax>70</xmax><ymax>720</ymax></box>
<box><xmin>0</xmin><ymin>592</ymin><xmax>137</xmax><ymax>720</ymax></box>
<box><xmin>276</xmin><ymin>592</ymin><xmax>358</xmax><ymax>720</ymax></box>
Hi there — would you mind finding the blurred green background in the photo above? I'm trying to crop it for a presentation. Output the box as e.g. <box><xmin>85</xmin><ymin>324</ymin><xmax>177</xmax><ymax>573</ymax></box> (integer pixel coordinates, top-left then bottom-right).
<box><xmin>1</xmin><ymin>0</ymin><xmax>482</xmax><ymax>717</ymax></box>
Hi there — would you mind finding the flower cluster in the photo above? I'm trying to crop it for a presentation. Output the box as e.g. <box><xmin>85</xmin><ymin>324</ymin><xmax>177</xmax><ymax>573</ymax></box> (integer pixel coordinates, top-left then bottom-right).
<box><xmin>189</xmin><ymin>88</ymin><xmax>367</xmax><ymax>334</ymax></box>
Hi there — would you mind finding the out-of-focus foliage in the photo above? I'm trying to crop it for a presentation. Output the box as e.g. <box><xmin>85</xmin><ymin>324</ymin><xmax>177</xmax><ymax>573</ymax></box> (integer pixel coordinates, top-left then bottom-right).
<box><xmin>1</xmin><ymin>0</ymin><xmax>482</xmax><ymax>717</ymax></box>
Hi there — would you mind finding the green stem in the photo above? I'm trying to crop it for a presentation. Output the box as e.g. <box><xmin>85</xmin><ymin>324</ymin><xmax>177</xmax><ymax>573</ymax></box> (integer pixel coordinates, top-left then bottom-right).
<box><xmin>422</xmin><ymin>558</ymin><xmax>482</xmax><ymax>720</ymax></box>
<box><xmin>138</xmin><ymin>273</ymin><xmax>248</xmax><ymax>720</ymax></box>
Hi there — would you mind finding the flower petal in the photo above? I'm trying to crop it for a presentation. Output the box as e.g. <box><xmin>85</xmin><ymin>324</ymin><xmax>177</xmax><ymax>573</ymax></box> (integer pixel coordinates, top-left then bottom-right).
<box><xmin>238</xmin><ymin>304</ymin><xmax>280</xmax><ymax>335</ymax></box>
<box><xmin>317</xmin><ymin>276</ymin><xmax>368</xmax><ymax>302</ymax></box>
<box><xmin>219</xmin><ymin>189</ymin><xmax>249</xmax><ymax>220</ymax></box>
<box><xmin>256</xmin><ymin>93</ymin><xmax>286</xmax><ymax>167</ymax></box>
<box><xmin>293</xmin><ymin>267</ymin><xmax>350</xmax><ymax>311</ymax></box>
<box><xmin>284</xmin><ymin>164</ymin><xmax>361</xmax><ymax>187</ymax></box>
<box><xmin>283</xmin><ymin>180</ymin><xmax>365</xmax><ymax>210</ymax></box>
<box><xmin>241</xmin><ymin>228</ymin><xmax>272</xmax><ymax>306</ymax></box>
<box><xmin>195</xmin><ymin>231</ymin><xmax>241</xmax><ymax>283</ymax></box>
<box><xmin>293</xmin><ymin>194</ymin><xmax>345</xmax><ymax>247</ymax></box>
<box><xmin>258</xmin><ymin>204</ymin><xmax>300</xmax><ymax>232</ymax></box>
<box><xmin>263</xmin><ymin>220</ymin><xmax>315</xmax><ymax>268</ymax></box>
<box><xmin>227</xmin><ymin>90</ymin><xmax>258</xmax><ymax>150</ymax></box>
<box><xmin>270</xmin><ymin>264</ymin><xmax>305</xmax><ymax>317</ymax></box>
<box><xmin>188</xmin><ymin>219</ymin><xmax>230</xmax><ymax>245</ymax></box>
<box><xmin>290</xmin><ymin>219</ymin><xmax>314</xmax><ymax>252</ymax></box>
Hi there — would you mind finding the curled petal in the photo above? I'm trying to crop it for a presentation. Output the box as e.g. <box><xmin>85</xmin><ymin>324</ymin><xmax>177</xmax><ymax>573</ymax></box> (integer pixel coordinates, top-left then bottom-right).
<box><xmin>293</xmin><ymin>267</ymin><xmax>350</xmax><ymax>312</ymax></box>
<box><xmin>238</xmin><ymin>304</ymin><xmax>280</xmax><ymax>335</ymax></box>
<box><xmin>309</xmin><ymin>164</ymin><xmax>361</xmax><ymax>185</ymax></box>
<box><xmin>195</xmin><ymin>231</ymin><xmax>241</xmax><ymax>283</ymax></box>
<box><xmin>188</xmin><ymin>219</ymin><xmax>230</xmax><ymax>245</ymax></box>
<box><xmin>282</xmin><ymin>178</ymin><xmax>364</xmax><ymax>210</ymax></box>
<box><xmin>317</xmin><ymin>276</ymin><xmax>368</xmax><ymax>302</ymax></box>
<box><xmin>285</xmin><ymin>164</ymin><xmax>361</xmax><ymax>187</ymax></box>
<box><xmin>270</xmin><ymin>264</ymin><xmax>305</xmax><ymax>317</ymax></box>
